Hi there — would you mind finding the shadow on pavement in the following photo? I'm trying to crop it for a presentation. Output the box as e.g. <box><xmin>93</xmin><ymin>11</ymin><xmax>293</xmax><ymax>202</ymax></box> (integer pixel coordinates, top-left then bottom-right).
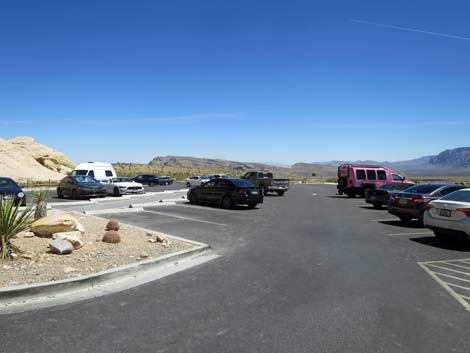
<box><xmin>410</xmin><ymin>236</ymin><xmax>470</xmax><ymax>252</ymax></box>
<box><xmin>378</xmin><ymin>220</ymin><xmax>424</xmax><ymax>229</ymax></box>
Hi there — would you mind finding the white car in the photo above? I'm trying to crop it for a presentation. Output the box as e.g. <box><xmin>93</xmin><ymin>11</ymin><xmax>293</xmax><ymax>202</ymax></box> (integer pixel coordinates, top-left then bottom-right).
<box><xmin>424</xmin><ymin>188</ymin><xmax>470</xmax><ymax>240</ymax></box>
<box><xmin>103</xmin><ymin>177</ymin><xmax>145</xmax><ymax>197</ymax></box>
<box><xmin>186</xmin><ymin>175</ymin><xmax>211</xmax><ymax>188</ymax></box>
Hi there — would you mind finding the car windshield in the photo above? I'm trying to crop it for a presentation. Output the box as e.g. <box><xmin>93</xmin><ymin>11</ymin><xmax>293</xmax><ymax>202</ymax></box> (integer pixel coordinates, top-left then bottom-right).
<box><xmin>231</xmin><ymin>179</ymin><xmax>255</xmax><ymax>188</ymax></box>
<box><xmin>440</xmin><ymin>189</ymin><xmax>470</xmax><ymax>202</ymax></box>
<box><xmin>402</xmin><ymin>184</ymin><xmax>443</xmax><ymax>194</ymax></box>
<box><xmin>113</xmin><ymin>178</ymin><xmax>132</xmax><ymax>183</ymax></box>
<box><xmin>0</xmin><ymin>178</ymin><xmax>18</xmax><ymax>189</ymax></box>
<box><xmin>72</xmin><ymin>176</ymin><xmax>97</xmax><ymax>183</ymax></box>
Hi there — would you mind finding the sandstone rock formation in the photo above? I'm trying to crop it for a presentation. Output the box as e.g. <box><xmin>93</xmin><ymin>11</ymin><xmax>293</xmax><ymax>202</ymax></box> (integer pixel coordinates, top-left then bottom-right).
<box><xmin>0</xmin><ymin>136</ymin><xmax>75</xmax><ymax>181</ymax></box>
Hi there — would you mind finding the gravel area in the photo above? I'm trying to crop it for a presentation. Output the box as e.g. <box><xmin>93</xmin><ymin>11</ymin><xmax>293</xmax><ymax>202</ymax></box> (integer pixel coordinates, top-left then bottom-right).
<box><xmin>0</xmin><ymin>213</ymin><xmax>193</xmax><ymax>287</ymax></box>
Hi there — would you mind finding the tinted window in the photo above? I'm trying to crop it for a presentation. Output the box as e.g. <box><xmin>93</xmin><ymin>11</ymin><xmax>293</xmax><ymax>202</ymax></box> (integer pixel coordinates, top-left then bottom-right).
<box><xmin>216</xmin><ymin>180</ymin><xmax>232</xmax><ymax>188</ymax></box>
<box><xmin>377</xmin><ymin>170</ymin><xmax>386</xmax><ymax>180</ymax></box>
<box><xmin>266</xmin><ymin>173</ymin><xmax>274</xmax><ymax>178</ymax></box>
<box><xmin>439</xmin><ymin>186</ymin><xmax>465</xmax><ymax>196</ymax></box>
<box><xmin>356</xmin><ymin>169</ymin><xmax>366</xmax><ymax>180</ymax></box>
<box><xmin>0</xmin><ymin>178</ymin><xmax>18</xmax><ymax>188</ymax></box>
<box><xmin>203</xmin><ymin>181</ymin><xmax>216</xmax><ymax>188</ymax></box>
<box><xmin>257</xmin><ymin>172</ymin><xmax>264</xmax><ymax>178</ymax></box>
<box><xmin>403</xmin><ymin>184</ymin><xmax>443</xmax><ymax>194</ymax></box>
<box><xmin>73</xmin><ymin>170</ymin><xmax>88</xmax><ymax>176</ymax></box>
<box><xmin>440</xmin><ymin>190</ymin><xmax>470</xmax><ymax>202</ymax></box>
<box><xmin>392</xmin><ymin>174</ymin><xmax>403</xmax><ymax>181</ymax></box>
<box><xmin>231</xmin><ymin>179</ymin><xmax>255</xmax><ymax>188</ymax></box>
<box><xmin>105</xmin><ymin>170</ymin><xmax>113</xmax><ymax>177</ymax></box>
<box><xmin>88</xmin><ymin>171</ymin><xmax>95</xmax><ymax>177</ymax></box>
<box><xmin>366</xmin><ymin>170</ymin><xmax>376</xmax><ymax>180</ymax></box>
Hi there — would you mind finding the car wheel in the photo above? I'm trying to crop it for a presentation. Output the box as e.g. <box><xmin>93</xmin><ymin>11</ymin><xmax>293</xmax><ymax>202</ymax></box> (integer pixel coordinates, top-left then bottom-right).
<box><xmin>399</xmin><ymin>216</ymin><xmax>412</xmax><ymax>223</ymax></box>
<box><xmin>222</xmin><ymin>196</ymin><xmax>232</xmax><ymax>209</ymax></box>
<box><xmin>373</xmin><ymin>202</ymin><xmax>382</xmax><ymax>209</ymax></box>
<box><xmin>248</xmin><ymin>203</ymin><xmax>257</xmax><ymax>209</ymax></box>
<box><xmin>188</xmin><ymin>193</ymin><xmax>197</xmax><ymax>204</ymax></box>
<box><xmin>113</xmin><ymin>187</ymin><xmax>121</xmax><ymax>197</ymax></box>
<box><xmin>186</xmin><ymin>182</ymin><xmax>191</xmax><ymax>188</ymax></box>
<box><xmin>72</xmin><ymin>189</ymin><xmax>79</xmax><ymax>200</ymax></box>
<box><xmin>57</xmin><ymin>188</ymin><xmax>64</xmax><ymax>199</ymax></box>
<box><xmin>276</xmin><ymin>191</ymin><xmax>285</xmax><ymax>196</ymax></box>
<box><xmin>149</xmin><ymin>181</ymin><xmax>156</xmax><ymax>187</ymax></box>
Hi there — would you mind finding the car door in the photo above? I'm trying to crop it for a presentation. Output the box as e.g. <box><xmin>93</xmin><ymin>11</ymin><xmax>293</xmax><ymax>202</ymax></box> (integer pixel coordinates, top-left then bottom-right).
<box><xmin>209</xmin><ymin>179</ymin><xmax>229</xmax><ymax>203</ymax></box>
<box><xmin>63</xmin><ymin>177</ymin><xmax>74</xmax><ymax>196</ymax></box>
<box><xmin>197</xmin><ymin>180</ymin><xmax>215</xmax><ymax>202</ymax></box>
<box><xmin>134</xmin><ymin>175</ymin><xmax>143</xmax><ymax>184</ymax></box>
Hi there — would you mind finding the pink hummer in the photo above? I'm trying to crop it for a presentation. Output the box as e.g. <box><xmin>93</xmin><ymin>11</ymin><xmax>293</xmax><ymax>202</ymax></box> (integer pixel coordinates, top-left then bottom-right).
<box><xmin>337</xmin><ymin>164</ymin><xmax>414</xmax><ymax>198</ymax></box>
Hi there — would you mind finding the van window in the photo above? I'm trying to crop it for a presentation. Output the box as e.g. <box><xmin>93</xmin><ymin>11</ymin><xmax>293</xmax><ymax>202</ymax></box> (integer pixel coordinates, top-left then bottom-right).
<box><xmin>105</xmin><ymin>170</ymin><xmax>113</xmax><ymax>177</ymax></box>
<box><xmin>339</xmin><ymin>168</ymin><xmax>348</xmax><ymax>177</ymax></box>
<box><xmin>87</xmin><ymin>170</ymin><xmax>95</xmax><ymax>177</ymax></box>
<box><xmin>356</xmin><ymin>169</ymin><xmax>366</xmax><ymax>180</ymax></box>
<box><xmin>366</xmin><ymin>170</ymin><xmax>376</xmax><ymax>180</ymax></box>
<box><xmin>377</xmin><ymin>170</ymin><xmax>386</xmax><ymax>180</ymax></box>
<box><xmin>73</xmin><ymin>170</ymin><xmax>88</xmax><ymax>176</ymax></box>
<box><xmin>392</xmin><ymin>174</ymin><xmax>403</xmax><ymax>181</ymax></box>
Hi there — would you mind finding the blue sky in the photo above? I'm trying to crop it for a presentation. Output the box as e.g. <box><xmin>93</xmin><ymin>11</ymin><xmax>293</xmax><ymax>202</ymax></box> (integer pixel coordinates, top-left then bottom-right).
<box><xmin>1</xmin><ymin>0</ymin><xmax>469</xmax><ymax>164</ymax></box>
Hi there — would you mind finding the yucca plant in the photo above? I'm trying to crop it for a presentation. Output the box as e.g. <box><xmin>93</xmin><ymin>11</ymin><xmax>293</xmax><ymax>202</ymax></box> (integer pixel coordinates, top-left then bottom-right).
<box><xmin>0</xmin><ymin>198</ymin><xmax>34</xmax><ymax>260</ymax></box>
<box><xmin>32</xmin><ymin>189</ymin><xmax>48</xmax><ymax>220</ymax></box>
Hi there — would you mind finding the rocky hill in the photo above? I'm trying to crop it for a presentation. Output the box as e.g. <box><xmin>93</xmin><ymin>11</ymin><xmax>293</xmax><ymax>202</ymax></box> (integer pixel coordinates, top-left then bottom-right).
<box><xmin>0</xmin><ymin>137</ymin><xmax>75</xmax><ymax>181</ymax></box>
<box><xmin>429</xmin><ymin>147</ymin><xmax>470</xmax><ymax>168</ymax></box>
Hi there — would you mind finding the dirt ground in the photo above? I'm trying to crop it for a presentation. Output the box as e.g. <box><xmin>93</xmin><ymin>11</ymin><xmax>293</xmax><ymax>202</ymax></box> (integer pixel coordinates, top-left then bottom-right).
<box><xmin>0</xmin><ymin>213</ymin><xmax>193</xmax><ymax>287</ymax></box>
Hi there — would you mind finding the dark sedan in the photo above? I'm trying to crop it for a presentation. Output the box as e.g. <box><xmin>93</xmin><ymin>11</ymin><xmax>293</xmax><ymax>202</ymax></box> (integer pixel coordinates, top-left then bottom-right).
<box><xmin>388</xmin><ymin>184</ymin><xmax>467</xmax><ymax>222</ymax></box>
<box><xmin>57</xmin><ymin>175</ymin><xmax>107</xmax><ymax>199</ymax></box>
<box><xmin>0</xmin><ymin>177</ymin><xmax>26</xmax><ymax>206</ymax></box>
<box><xmin>158</xmin><ymin>176</ymin><xmax>174</xmax><ymax>185</ymax></box>
<box><xmin>187</xmin><ymin>178</ymin><xmax>263</xmax><ymax>209</ymax></box>
<box><xmin>133</xmin><ymin>174</ymin><xmax>161</xmax><ymax>187</ymax></box>
<box><xmin>366</xmin><ymin>183</ymin><xmax>414</xmax><ymax>209</ymax></box>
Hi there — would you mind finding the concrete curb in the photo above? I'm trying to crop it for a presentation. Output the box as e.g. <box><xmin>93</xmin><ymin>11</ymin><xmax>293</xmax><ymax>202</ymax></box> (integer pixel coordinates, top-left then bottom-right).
<box><xmin>83</xmin><ymin>207</ymin><xmax>145</xmax><ymax>215</ymax></box>
<box><xmin>0</xmin><ymin>221</ymin><xmax>210</xmax><ymax>307</ymax></box>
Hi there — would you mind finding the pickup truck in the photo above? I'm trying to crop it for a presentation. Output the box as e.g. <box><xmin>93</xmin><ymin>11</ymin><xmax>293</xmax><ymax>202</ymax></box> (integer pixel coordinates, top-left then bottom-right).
<box><xmin>241</xmin><ymin>171</ymin><xmax>290</xmax><ymax>196</ymax></box>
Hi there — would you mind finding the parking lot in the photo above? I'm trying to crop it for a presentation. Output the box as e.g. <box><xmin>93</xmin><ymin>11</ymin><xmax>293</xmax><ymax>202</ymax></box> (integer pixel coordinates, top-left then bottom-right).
<box><xmin>4</xmin><ymin>183</ymin><xmax>470</xmax><ymax>353</ymax></box>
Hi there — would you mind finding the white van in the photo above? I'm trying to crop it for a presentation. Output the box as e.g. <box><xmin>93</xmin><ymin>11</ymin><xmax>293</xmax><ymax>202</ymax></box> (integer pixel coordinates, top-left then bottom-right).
<box><xmin>70</xmin><ymin>162</ymin><xmax>117</xmax><ymax>181</ymax></box>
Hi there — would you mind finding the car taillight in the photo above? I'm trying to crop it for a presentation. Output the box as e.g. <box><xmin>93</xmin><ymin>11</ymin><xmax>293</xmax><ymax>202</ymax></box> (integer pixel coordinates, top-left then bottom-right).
<box><xmin>425</xmin><ymin>204</ymin><xmax>434</xmax><ymax>211</ymax></box>
<box><xmin>239</xmin><ymin>189</ymin><xmax>247</xmax><ymax>196</ymax></box>
<box><xmin>456</xmin><ymin>208</ymin><xmax>470</xmax><ymax>217</ymax></box>
<box><xmin>412</xmin><ymin>197</ymin><xmax>433</xmax><ymax>204</ymax></box>
<box><xmin>390</xmin><ymin>195</ymin><xmax>396</xmax><ymax>202</ymax></box>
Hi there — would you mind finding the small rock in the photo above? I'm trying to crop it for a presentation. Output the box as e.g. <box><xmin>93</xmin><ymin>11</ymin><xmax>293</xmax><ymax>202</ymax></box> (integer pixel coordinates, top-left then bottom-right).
<box><xmin>2</xmin><ymin>265</ymin><xmax>12</xmax><ymax>270</ymax></box>
<box><xmin>53</xmin><ymin>231</ymin><xmax>84</xmax><ymax>249</ymax></box>
<box><xmin>21</xmin><ymin>253</ymin><xmax>33</xmax><ymax>260</ymax></box>
<box><xmin>148</xmin><ymin>238</ymin><xmax>157</xmax><ymax>243</ymax></box>
<box><xmin>23</xmin><ymin>232</ymin><xmax>35</xmax><ymax>238</ymax></box>
<box><xmin>140</xmin><ymin>251</ymin><xmax>149</xmax><ymax>258</ymax></box>
<box><xmin>105</xmin><ymin>220</ymin><xmax>120</xmax><ymax>231</ymax></box>
<box><xmin>10</xmin><ymin>253</ymin><xmax>18</xmax><ymax>259</ymax></box>
<box><xmin>48</xmin><ymin>239</ymin><xmax>74</xmax><ymax>255</ymax></box>
<box><xmin>102</xmin><ymin>230</ymin><xmax>120</xmax><ymax>243</ymax></box>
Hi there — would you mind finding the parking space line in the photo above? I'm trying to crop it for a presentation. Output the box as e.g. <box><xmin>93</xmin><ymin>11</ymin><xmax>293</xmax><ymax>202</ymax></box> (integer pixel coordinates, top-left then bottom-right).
<box><xmin>175</xmin><ymin>204</ymin><xmax>237</xmax><ymax>214</ymax></box>
<box><xmin>143</xmin><ymin>210</ymin><xmax>227</xmax><ymax>226</ymax></box>
<box><xmin>426</xmin><ymin>264</ymin><xmax>470</xmax><ymax>276</ymax></box>
<box><xmin>433</xmin><ymin>272</ymin><xmax>470</xmax><ymax>284</ymax></box>
<box><xmin>442</xmin><ymin>262</ymin><xmax>470</xmax><ymax>270</ymax></box>
<box><xmin>419</xmin><ymin>260</ymin><xmax>470</xmax><ymax>311</ymax></box>
<box><xmin>385</xmin><ymin>231</ymin><xmax>433</xmax><ymax>236</ymax></box>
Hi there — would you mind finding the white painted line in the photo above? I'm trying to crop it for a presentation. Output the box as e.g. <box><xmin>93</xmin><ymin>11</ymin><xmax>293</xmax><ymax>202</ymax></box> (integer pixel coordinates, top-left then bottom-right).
<box><xmin>84</xmin><ymin>207</ymin><xmax>145</xmax><ymax>215</ymax></box>
<box><xmin>432</xmin><ymin>271</ymin><xmax>470</xmax><ymax>284</ymax></box>
<box><xmin>143</xmin><ymin>210</ymin><xmax>227</xmax><ymax>226</ymax></box>
<box><xmin>386</xmin><ymin>231</ymin><xmax>433</xmax><ymax>236</ymax></box>
<box><xmin>312</xmin><ymin>193</ymin><xmax>317</xmax><ymax>196</ymax></box>
<box><xmin>418</xmin><ymin>262</ymin><xmax>470</xmax><ymax>311</ymax></box>
<box><xmin>442</xmin><ymin>262</ymin><xmax>470</xmax><ymax>271</ymax></box>
<box><xmin>426</xmin><ymin>264</ymin><xmax>470</xmax><ymax>276</ymax></box>
<box><xmin>175</xmin><ymin>204</ymin><xmax>237</xmax><ymax>214</ymax></box>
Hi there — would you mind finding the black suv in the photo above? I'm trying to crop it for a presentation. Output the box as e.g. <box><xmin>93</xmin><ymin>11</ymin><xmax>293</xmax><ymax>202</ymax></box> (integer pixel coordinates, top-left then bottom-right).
<box><xmin>133</xmin><ymin>174</ymin><xmax>160</xmax><ymax>187</ymax></box>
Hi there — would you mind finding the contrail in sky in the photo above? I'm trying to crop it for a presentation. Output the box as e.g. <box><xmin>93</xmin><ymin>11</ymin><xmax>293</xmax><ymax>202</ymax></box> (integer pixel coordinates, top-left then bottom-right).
<box><xmin>350</xmin><ymin>19</ymin><xmax>470</xmax><ymax>41</ymax></box>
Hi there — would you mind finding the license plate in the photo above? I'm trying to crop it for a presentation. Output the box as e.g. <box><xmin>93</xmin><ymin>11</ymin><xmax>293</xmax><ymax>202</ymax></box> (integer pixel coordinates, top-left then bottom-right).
<box><xmin>439</xmin><ymin>209</ymin><xmax>452</xmax><ymax>217</ymax></box>
<box><xmin>369</xmin><ymin>196</ymin><xmax>376</xmax><ymax>201</ymax></box>
<box><xmin>398</xmin><ymin>198</ymin><xmax>408</xmax><ymax>205</ymax></box>
<box><xmin>251</xmin><ymin>191</ymin><xmax>258</xmax><ymax>195</ymax></box>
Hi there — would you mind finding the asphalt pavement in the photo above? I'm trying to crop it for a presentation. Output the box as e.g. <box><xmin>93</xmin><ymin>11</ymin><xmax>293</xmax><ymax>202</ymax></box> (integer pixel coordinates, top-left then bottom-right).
<box><xmin>3</xmin><ymin>184</ymin><xmax>470</xmax><ymax>353</ymax></box>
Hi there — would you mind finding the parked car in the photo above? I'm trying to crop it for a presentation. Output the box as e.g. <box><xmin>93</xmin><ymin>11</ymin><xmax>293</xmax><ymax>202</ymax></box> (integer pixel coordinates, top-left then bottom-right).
<box><xmin>158</xmin><ymin>176</ymin><xmax>174</xmax><ymax>185</ymax></box>
<box><xmin>186</xmin><ymin>175</ymin><xmax>210</xmax><ymax>188</ymax></box>
<box><xmin>57</xmin><ymin>175</ymin><xmax>107</xmax><ymax>199</ymax></box>
<box><xmin>210</xmin><ymin>174</ymin><xmax>229</xmax><ymax>179</ymax></box>
<box><xmin>187</xmin><ymin>178</ymin><xmax>263</xmax><ymax>209</ymax></box>
<box><xmin>365</xmin><ymin>183</ymin><xmax>415</xmax><ymax>209</ymax></box>
<box><xmin>70</xmin><ymin>162</ymin><xmax>117</xmax><ymax>182</ymax></box>
<box><xmin>337</xmin><ymin>164</ymin><xmax>413</xmax><ymax>198</ymax></box>
<box><xmin>241</xmin><ymin>171</ymin><xmax>290</xmax><ymax>196</ymax></box>
<box><xmin>0</xmin><ymin>177</ymin><xmax>26</xmax><ymax>206</ymax></box>
<box><xmin>388</xmin><ymin>184</ymin><xmax>467</xmax><ymax>223</ymax></box>
<box><xmin>424</xmin><ymin>188</ymin><xmax>470</xmax><ymax>241</ymax></box>
<box><xmin>102</xmin><ymin>177</ymin><xmax>144</xmax><ymax>197</ymax></box>
<box><xmin>132</xmin><ymin>174</ymin><xmax>161</xmax><ymax>187</ymax></box>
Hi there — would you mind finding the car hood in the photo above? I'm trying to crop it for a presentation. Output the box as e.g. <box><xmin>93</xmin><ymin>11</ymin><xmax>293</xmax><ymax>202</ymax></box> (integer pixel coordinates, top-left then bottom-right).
<box><xmin>112</xmin><ymin>182</ymin><xmax>143</xmax><ymax>187</ymax></box>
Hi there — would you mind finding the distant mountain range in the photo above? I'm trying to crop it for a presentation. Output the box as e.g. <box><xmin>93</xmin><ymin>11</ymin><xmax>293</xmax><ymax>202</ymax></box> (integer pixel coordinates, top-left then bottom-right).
<box><xmin>149</xmin><ymin>147</ymin><xmax>470</xmax><ymax>177</ymax></box>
